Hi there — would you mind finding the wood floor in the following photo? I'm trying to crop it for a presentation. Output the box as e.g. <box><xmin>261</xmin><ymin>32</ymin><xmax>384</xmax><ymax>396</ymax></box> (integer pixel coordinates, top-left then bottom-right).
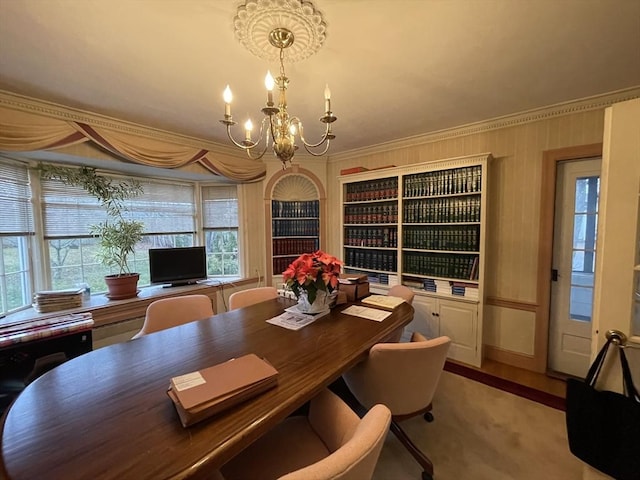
<box><xmin>445</xmin><ymin>358</ymin><xmax>568</xmax><ymax>410</ymax></box>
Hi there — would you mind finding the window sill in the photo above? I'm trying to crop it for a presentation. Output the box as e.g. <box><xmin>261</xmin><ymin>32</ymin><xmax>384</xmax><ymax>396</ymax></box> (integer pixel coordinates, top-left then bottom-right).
<box><xmin>1</xmin><ymin>278</ymin><xmax>255</xmax><ymax>330</ymax></box>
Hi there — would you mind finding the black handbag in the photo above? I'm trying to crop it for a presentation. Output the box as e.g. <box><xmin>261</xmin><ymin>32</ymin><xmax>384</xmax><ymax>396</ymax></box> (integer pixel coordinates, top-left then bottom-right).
<box><xmin>565</xmin><ymin>337</ymin><xmax>640</xmax><ymax>480</ymax></box>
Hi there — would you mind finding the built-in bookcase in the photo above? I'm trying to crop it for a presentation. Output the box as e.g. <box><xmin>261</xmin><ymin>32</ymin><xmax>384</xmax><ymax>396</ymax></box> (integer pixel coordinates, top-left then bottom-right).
<box><xmin>268</xmin><ymin>173</ymin><xmax>322</xmax><ymax>280</ymax></box>
<box><xmin>271</xmin><ymin>199</ymin><xmax>320</xmax><ymax>275</ymax></box>
<box><xmin>339</xmin><ymin>153</ymin><xmax>491</xmax><ymax>366</ymax></box>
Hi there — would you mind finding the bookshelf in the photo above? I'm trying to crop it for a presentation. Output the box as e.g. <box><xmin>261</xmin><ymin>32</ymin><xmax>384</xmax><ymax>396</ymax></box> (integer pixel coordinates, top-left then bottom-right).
<box><xmin>339</xmin><ymin>153</ymin><xmax>491</xmax><ymax>366</ymax></box>
<box><xmin>342</xmin><ymin>175</ymin><xmax>399</xmax><ymax>285</ymax></box>
<box><xmin>271</xmin><ymin>199</ymin><xmax>320</xmax><ymax>274</ymax></box>
<box><xmin>268</xmin><ymin>173</ymin><xmax>322</xmax><ymax>280</ymax></box>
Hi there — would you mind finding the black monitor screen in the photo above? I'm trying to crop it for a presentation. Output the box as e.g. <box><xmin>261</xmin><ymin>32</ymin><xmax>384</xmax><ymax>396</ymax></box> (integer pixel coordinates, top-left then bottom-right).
<box><xmin>149</xmin><ymin>246</ymin><xmax>207</xmax><ymax>287</ymax></box>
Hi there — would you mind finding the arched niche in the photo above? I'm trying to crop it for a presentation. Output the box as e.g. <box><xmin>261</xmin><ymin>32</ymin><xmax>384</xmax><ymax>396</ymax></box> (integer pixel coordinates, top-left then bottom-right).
<box><xmin>264</xmin><ymin>165</ymin><xmax>326</xmax><ymax>285</ymax></box>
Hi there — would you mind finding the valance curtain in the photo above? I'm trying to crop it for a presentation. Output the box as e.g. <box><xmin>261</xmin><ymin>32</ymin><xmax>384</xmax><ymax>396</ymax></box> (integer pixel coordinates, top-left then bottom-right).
<box><xmin>0</xmin><ymin>106</ymin><xmax>266</xmax><ymax>182</ymax></box>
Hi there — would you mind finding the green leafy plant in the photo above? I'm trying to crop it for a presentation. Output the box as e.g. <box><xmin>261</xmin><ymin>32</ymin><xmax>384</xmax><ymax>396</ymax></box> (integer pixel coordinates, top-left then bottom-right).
<box><xmin>38</xmin><ymin>165</ymin><xmax>144</xmax><ymax>275</ymax></box>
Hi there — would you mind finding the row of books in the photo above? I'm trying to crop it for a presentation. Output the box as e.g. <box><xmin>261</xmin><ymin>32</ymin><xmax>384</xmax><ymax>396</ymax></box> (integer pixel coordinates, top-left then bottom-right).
<box><xmin>403</xmin><ymin>195</ymin><xmax>481</xmax><ymax>223</ymax></box>
<box><xmin>272</xmin><ymin>238</ymin><xmax>319</xmax><ymax>256</ymax></box>
<box><xmin>403</xmin><ymin>225</ymin><xmax>480</xmax><ymax>251</ymax></box>
<box><xmin>32</xmin><ymin>288</ymin><xmax>84</xmax><ymax>313</ymax></box>
<box><xmin>272</xmin><ymin>218</ymin><xmax>319</xmax><ymax>237</ymax></box>
<box><xmin>404</xmin><ymin>253</ymin><xmax>479</xmax><ymax>281</ymax></box>
<box><xmin>403</xmin><ymin>165</ymin><xmax>482</xmax><ymax>197</ymax></box>
<box><xmin>344</xmin><ymin>249</ymin><xmax>397</xmax><ymax>273</ymax></box>
<box><xmin>272</xmin><ymin>256</ymin><xmax>298</xmax><ymax>275</ymax></box>
<box><xmin>271</xmin><ymin>200</ymin><xmax>319</xmax><ymax>218</ymax></box>
<box><xmin>344</xmin><ymin>203</ymin><xmax>398</xmax><ymax>224</ymax></box>
<box><xmin>345</xmin><ymin>178</ymin><xmax>398</xmax><ymax>202</ymax></box>
<box><xmin>344</xmin><ymin>227</ymin><xmax>398</xmax><ymax>248</ymax></box>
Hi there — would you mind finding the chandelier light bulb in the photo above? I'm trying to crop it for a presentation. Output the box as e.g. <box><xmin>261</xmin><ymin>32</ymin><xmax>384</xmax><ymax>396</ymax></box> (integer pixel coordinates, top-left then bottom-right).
<box><xmin>289</xmin><ymin>124</ymin><xmax>297</xmax><ymax>135</ymax></box>
<box><xmin>223</xmin><ymin>85</ymin><xmax>233</xmax><ymax>117</ymax></box>
<box><xmin>324</xmin><ymin>84</ymin><xmax>331</xmax><ymax>113</ymax></box>
<box><xmin>265</xmin><ymin>71</ymin><xmax>275</xmax><ymax>105</ymax></box>
<box><xmin>244</xmin><ymin>119</ymin><xmax>253</xmax><ymax>141</ymax></box>
<box><xmin>265</xmin><ymin>71</ymin><xmax>275</xmax><ymax>91</ymax></box>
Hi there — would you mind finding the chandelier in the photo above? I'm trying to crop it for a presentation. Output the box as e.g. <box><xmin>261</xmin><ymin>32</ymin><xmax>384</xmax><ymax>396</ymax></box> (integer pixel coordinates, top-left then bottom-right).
<box><xmin>221</xmin><ymin>0</ymin><xmax>336</xmax><ymax>168</ymax></box>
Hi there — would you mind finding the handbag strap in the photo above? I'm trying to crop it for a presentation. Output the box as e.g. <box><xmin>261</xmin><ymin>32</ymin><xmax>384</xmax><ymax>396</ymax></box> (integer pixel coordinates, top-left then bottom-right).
<box><xmin>585</xmin><ymin>337</ymin><xmax>612</xmax><ymax>387</ymax></box>
<box><xmin>619</xmin><ymin>346</ymin><xmax>640</xmax><ymax>403</ymax></box>
<box><xmin>587</xmin><ymin>337</ymin><xmax>640</xmax><ymax>402</ymax></box>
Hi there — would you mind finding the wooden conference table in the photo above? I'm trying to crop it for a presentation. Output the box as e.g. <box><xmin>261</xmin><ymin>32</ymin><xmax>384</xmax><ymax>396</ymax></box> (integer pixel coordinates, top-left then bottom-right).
<box><xmin>0</xmin><ymin>296</ymin><xmax>413</xmax><ymax>480</ymax></box>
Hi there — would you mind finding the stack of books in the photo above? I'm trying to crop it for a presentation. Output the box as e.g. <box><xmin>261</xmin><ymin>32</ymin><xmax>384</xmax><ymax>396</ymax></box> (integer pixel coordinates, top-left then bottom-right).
<box><xmin>451</xmin><ymin>282</ymin><xmax>479</xmax><ymax>299</ymax></box>
<box><xmin>435</xmin><ymin>279</ymin><xmax>452</xmax><ymax>295</ymax></box>
<box><xmin>32</xmin><ymin>288</ymin><xmax>84</xmax><ymax>313</ymax></box>
<box><xmin>423</xmin><ymin>278</ymin><xmax>437</xmax><ymax>292</ymax></box>
<box><xmin>361</xmin><ymin>295</ymin><xmax>406</xmax><ymax>311</ymax></box>
<box><xmin>167</xmin><ymin>353</ymin><xmax>278</xmax><ymax>427</ymax></box>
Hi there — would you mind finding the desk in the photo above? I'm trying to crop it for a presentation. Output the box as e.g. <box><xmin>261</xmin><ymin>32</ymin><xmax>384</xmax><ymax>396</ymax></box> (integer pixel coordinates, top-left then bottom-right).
<box><xmin>0</xmin><ymin>313</ymin><xmax>93</xmax><ymax>415</ymax></box>
<box><xmin>0</xmin><ymin>297</ymin><xmax>413</xmax><ymax>480</ymax></box>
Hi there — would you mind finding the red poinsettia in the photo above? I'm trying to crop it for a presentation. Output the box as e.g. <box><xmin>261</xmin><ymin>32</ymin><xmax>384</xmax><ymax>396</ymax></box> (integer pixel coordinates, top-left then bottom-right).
<box><xmin>282</xmin><ymin>250</ymin><xmax>343</xmax><ymax>304</ymax></box>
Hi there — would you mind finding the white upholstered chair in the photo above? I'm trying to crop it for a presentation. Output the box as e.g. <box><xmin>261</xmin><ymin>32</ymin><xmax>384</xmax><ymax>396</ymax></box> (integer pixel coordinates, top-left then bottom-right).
<box><xmin>131</xmin><ymin>294</ymin><xmax>213</xmax><ymax>339</ymax></box>
<box><xmin>387</xmin><ymin>284</ymin><xmax>415</xmax><ymax>304</ymax></box>
<box><xmin>228</xmin><ymin>286</ymin><xmax>278</xmax><ymax>310</ymax></box>
<box><xmin>342</xmin><ymin>333</ymin><xmax>451</xmax><ymax>480</ymax></box>
<box><xmin>220</xmin><ymin>388</ymin><xmax>391</xmax><ymax>480</ymax></box>
<box><xmin>385</xmin><ymin>284</ymin><xmax>415</xmax><ymax>342</ymax></box>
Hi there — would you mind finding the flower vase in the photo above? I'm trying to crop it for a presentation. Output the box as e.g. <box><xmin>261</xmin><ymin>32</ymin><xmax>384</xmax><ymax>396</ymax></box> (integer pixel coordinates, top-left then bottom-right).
<box><xmin>297</xmin><ymin>289</ymin><xmax>330</xmax><ymax>314</ymax></box>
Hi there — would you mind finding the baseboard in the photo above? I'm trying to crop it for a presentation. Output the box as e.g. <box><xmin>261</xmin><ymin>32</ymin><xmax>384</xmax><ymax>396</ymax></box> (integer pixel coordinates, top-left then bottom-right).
<box><xmin>484</xmin><ymin>345</ymin><xmax>542</xmax><ymax>372</ymax></box>
<box><xmin>444</xmin><ymin>361</ymin><xmax>566</xmax><ymax>411</ymax></box>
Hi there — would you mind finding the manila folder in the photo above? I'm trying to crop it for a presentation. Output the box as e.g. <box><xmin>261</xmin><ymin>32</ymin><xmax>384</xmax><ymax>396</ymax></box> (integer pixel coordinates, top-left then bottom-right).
<box><xmin>170</xmin><ymin>353</ymin><xmax>278</xmax><ymax>411</ymax></box>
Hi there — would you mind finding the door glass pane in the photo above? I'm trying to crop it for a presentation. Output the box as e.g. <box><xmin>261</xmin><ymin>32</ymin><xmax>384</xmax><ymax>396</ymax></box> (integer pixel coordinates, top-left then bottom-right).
<box><xmin>570</xmin><ymin>175</ymin><xmax>599</xmax><ymax>322</ymax></box>
<box><xmin>570</xmin><ymin>285</ymin><xmax>594</xmax><ymax>321</ymax></box>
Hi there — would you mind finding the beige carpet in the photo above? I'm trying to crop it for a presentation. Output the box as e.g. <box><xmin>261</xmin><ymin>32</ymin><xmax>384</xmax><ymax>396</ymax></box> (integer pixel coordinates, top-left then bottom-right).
<box><xmin>373</xmin><ymin>371</ymin><xmax>584</xmax><ymax>480</ymax></box>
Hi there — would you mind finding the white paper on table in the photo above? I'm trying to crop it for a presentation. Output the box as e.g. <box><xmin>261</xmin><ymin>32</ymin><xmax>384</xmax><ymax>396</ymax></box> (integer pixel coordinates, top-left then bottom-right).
<box><xmin>341</xmin><ymin>305</ymin><xmax>392</xmax><ymax>322</ymax></box>
<box><xmin>266</xmin><ymin>310</ymin><xmax>327</xmax><ymax>330</ymax></box>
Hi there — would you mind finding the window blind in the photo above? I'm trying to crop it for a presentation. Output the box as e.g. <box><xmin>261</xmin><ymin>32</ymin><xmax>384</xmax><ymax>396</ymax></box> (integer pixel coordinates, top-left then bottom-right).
<box><xmin>41</xmin><ymin>172</ymin><xmax>196</xmax><ymax>238</ymax></box>
<box><xmin>0</xmin><ymin>159</ymin><xmax>34</xmax><ymax>236</ymax></box>
<box><xmin>202</xmin><ymin>185</ymin><xmax>238</xmax><ymax>229</ymax></box>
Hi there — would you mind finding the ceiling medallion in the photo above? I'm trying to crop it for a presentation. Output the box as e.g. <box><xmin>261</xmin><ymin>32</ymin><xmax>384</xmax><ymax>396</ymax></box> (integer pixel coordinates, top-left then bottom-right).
<box><xmin>233</xmin><ymin>0</ymin><xmax>327</xmax><ymax>63</ymax></box>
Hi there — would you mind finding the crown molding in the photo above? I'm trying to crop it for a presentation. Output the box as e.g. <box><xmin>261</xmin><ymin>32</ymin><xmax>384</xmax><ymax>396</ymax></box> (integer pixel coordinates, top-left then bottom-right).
<box><xmin>0</xmin><ymin>90</ymin><xmax>244</xmax><ymax>158</ymax></box>
<box><xmin>328</xmin><ymin>87</ymin><xmax>640</xmax><ymax>163</ymax></box>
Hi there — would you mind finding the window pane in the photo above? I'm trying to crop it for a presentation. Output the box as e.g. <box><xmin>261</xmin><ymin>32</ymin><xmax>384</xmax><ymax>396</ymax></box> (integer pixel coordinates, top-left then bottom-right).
<box><xmin>574</xmin><ymin>176</ymin><xmax>599</xmax><ymax>213</ymax></box>
<box><xmin>205</xmin><ymin>230</ymin><xmax>239</xmax><ymax>278</ymax></box>
<box><xmin>47</xmin><ymin>234</ymin><xmax>196</xmax><ymax>292</ymax></box>
<box><xmin>570</xmin><ymin>285</ymin><xmax>593</xmax><ymax>321</ymax></box>
<box><xmin>0</xmin><ymin>236</ymin><xmax>32</xmax><ymax>314</ymax></box>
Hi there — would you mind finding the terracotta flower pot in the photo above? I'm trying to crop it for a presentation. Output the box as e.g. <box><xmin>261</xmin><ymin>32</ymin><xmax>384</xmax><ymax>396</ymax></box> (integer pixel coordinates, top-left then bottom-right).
<box><xmin>104</xmin><ymin>273</ymin><xmax>140</xmax><ymax>300</ymax></box>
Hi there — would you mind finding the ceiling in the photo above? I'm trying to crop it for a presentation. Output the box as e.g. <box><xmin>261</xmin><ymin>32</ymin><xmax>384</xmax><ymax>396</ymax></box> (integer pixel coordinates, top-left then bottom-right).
<box><xmin>1</xmin><ymin>0</ymin><xmax>639</xmax><ymax>157</ymax></box>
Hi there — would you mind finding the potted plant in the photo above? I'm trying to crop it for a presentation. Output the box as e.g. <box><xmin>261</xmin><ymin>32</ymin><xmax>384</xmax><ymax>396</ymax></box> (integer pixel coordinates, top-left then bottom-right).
<box><xmin>39</xmin><ymin>164</ymin><xmax>144</xmax><ymax>299</ymax></box>
<box><xmin>282</xmin><ymin>250</ymin><xmax>342</xmax><ymax>313</ymax></box>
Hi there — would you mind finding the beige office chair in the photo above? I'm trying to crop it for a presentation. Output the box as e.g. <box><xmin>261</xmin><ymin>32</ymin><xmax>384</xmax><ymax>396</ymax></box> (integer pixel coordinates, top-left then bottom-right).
<box><xmin>342</xmin><ymin>333</ymin><xmax>451</xmax><ymax>480</ymax></box>
<box><xmin>387</xmin><ymin>284</ymin><xmax>415</xmax><ymax>304</ymax></box>
<box><xmin>131</xmin><ymin>294</ymin><xmax>213</xmax><ymax>339</ymax></box>
<box><xmin>228</xmin><ymin>286</ymin><xmax>278</xmax><ymax>310</ymax></box>
<box><xmin>385</xmin><ymin>284</ymin><xmax>415</xmax><ymax>342</ymax></box>
<box><xmin>220</xmin><ymin>388</ymin><xmax>391</xmax><ymax>480</ymax></box>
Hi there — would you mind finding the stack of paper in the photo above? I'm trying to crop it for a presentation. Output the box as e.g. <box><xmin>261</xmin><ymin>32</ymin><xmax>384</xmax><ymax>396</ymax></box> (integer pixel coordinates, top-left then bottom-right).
<box><xmin>167</xmin><ymin>353</ymin><xmax>278</xmax><ymax>427</ymax></box>
<box><xmin>32</xmin><ymin>288</ymin><xmax>84</xmax><ymax>313</ymax></box>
